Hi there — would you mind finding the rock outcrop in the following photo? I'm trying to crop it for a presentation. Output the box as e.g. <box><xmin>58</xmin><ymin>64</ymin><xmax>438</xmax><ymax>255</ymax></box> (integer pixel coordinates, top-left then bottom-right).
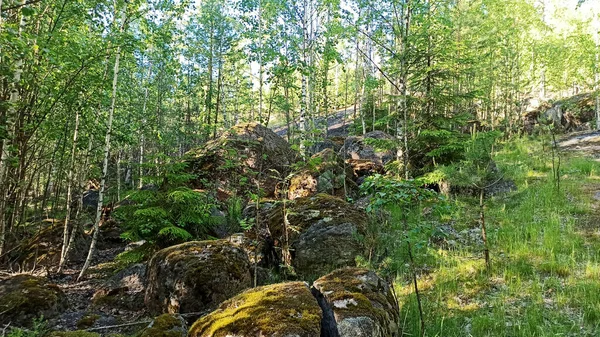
<box><xmin>253</xmin><ymin>194</ymin><xmax>367</xmax><ymax>277</ymax></box>
<box><xmin>0</xmin><ymin>274</ymin><xmax>68</xmax><ymax>327</ymax></box>
<box><xmin>312</xmin><ymin>268</ymin><xmax>400</xmax><ymax>337</ymax></box>
<box><xmin>184</xmin><ymin>123</ymin><xmax>297</xmax><ymax>200</ymax></box>
<box><xmin>145</xmin><ymin>240</ymin><xmax>252</xmax><ymax>315</ymax></box>
<box><xmin>188</xmin><ymin>282</ymin><xmax>322</xmax><ymax>337</ymax></box>
<box><xmin>285</xmin><ymin>149</ymin><xmax>357</xmax><ymax>200</ymax></box>
<box><xmin>340</xmin><ymin>131</ymin><xmax>395</xmax><ymax>166</ymax></box>
<box><xmin>524</xmin><ymin>93</ymin><xmax>597</xmax><ymax>132</ymax></box>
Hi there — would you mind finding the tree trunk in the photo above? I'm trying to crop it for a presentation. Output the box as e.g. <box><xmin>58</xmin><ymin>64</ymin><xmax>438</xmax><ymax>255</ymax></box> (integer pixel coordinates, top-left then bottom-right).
<box><xmin>58</xmin><ymin>108</ymin><xmax>80</xmax><ymax>272</ymax></box>
<box><xmin>0</xmin><ymin>0</ymin><xmax>27</xmax><ymax>256</ymax></box>
<box><xmin>78</xmin><ymin>38</ymin><xmax>123</xmax><ymax>280</ymax></box>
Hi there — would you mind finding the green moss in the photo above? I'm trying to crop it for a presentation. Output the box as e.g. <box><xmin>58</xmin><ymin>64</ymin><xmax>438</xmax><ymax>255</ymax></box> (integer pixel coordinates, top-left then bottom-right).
<box><xmin>76</xmin><ymin>314</ymin><xmax>101</xmax><ymax>329</ymax></box>
<box><xmin>313</xmin><ymin>268</ymin><xmax>397</xmax><ymax>328</ymax></box>
<box><xmin>265</xmin><ymin>194</ymin><xmax>368</xmax><ymax>241</ymax></box>
<box><xmin>0</xmin><ymin>275</ymin><xmax>66</xmax><ymax>326</ymax></box>
<box><xmin>48</xmin><ymin>331</ymin><xmax>100</xmax><ymax>337</ymax></box>
<box><xmin>189</xmin><ymin>282</ymin><xmax>322</xmax><ymax>337</ymax></box>
<box><xmin>138</xmin><ymin>314</ymin><xmax>185</xmax><ymax>337</ymax></box>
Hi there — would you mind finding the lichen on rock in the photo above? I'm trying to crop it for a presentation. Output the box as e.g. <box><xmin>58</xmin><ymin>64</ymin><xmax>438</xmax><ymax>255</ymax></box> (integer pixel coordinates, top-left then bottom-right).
<box><xmin>144</xmin><ymin>240</ymin><xmax>252</xmax><ymax>315</ymax></box>
<box><xmin>253</xmin><ymin>194</ymin><xmax>368</xmax><ymax>277</ymax></box>
<box><xmin>311</xmin><ymin>268</ymin><xmax>400</xmax><ymax>337</ymax></box>
<box><xmin>188</xmin><ymin>282</ymin><xmax>322</xmax><ymax>337</ymax></box>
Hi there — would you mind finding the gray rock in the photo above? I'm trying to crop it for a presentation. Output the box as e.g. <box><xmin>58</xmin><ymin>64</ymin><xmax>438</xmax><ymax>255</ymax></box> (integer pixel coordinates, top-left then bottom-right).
<box><xmin>293</xmin><ymin>221</ymin><xmax>364</xmax><ymax>278</ymax></box>
<box><xmin>340</xmin><ymin>131</ymin><xmax>395</xmax><ymax>166</ymax></box>
<box><xmin>144</xmin><ymin>240</ymin><xmax>252</xmax><ymax>315</ymax></box>
<box><xmin>312</xmin><ymin>268</ymin><xmax>400</xmax><ymax>337</ymax></box>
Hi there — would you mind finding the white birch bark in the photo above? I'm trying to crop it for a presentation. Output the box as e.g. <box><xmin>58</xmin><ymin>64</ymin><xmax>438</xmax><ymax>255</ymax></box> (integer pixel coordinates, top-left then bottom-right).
<box><xmin>58</xmin><ymin>109</ymin><xmax>80</xmax><ymax>272</ymax></box>
<box><xmin>78</xmin><ymin>34</ymin><xmax>123</xmax><ymax>281</ymax></box>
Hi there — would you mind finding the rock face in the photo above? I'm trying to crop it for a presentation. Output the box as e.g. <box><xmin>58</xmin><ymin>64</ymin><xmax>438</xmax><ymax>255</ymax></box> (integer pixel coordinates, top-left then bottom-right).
<box><xmin>188</xmin><ymin>282</ymin><xmax>322</xmax><ymax>337</ymax></box>
<box><xmin>185</xmin><ymin>123</ymin><xmax>297</xmax><ymax>200</ymax></box>
<box><xmin>139</xmin><ymin>314</ymin><xmax>187</xmax><ymax>337</ymax></box>
<box><xmin>0</xmin><ymin>274</ymin><xmax>68</xmax><ymax>327</ymax></box>
<box><xmin>312</xmin><ymin>268</ymin><xmax>400</xmax><ymax>337</ymax></box>
<box><xmin>145</xmin><ymin>240</ymin><xmax>252</xmax><ymax>315</ymax></box>
<box><xmin>255</xmin><ymin>194</ymin><xmax>367</xmax><ymax>277</ymax></box>
<box><xmin>340</xmin><ymin>131</ymin><xmax>395</xmax><ymax>166</ymax></box>
<box><xmin>285</xmin><ymin>149</ymin><xmax>357</xmax><ymax>200</ymax></box>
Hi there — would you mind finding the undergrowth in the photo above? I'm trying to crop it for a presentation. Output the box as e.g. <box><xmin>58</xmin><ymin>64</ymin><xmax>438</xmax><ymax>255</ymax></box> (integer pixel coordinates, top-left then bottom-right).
<box><xmin>396</xmin><ymin>136</ymin><xmax>600</xmax><ymax>336</ymax></box>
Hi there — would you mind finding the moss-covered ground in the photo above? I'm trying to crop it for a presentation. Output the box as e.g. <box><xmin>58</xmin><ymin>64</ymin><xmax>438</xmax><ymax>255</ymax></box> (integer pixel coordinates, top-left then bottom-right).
<box><xmin>397</xmin><ymin>136</ymin><xmax>600</xmax><ymax>336</ymax></box>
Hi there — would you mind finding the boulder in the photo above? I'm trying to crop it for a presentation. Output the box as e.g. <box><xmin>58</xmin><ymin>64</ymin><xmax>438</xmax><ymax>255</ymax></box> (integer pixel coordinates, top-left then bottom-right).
<box><xmin>188</xmin><ymin>282</ymin><xmax>322</xmax><ymax>337</ymax></box>
<box><xmin>145</xmin><ymin>240</ymin><xmax>252</xmax><ymax>315</ymax></box>
<box><xmin>526</xmin><ymin>93</ymin><xmax>597</xmax><ymax>132</ymax></box>
<box><xmin>184</xmin><ymin>123</ymin><xmax>297</xmax><ymax>200</ymax></box>
<box><xmin>309</xmin><ymin>137</ymin><xmax>345</xmax><ymax>154</ymax></box>
<box><xmin>347</xmin><ymin>159</ymin><xmax>384</xmax><ymax>181</ymax></box>
<box><xmin>92</xmin><ymin>263</ymin><xmax>146</xmax><ymax>311</ymax></box>
<box><xmin>139</xmin><ymin>314</ymin><xmax>187</xmax><ymax>337</ymax></box>
<box><xmin>255</xmin><ymin>194</ymin><xmax>367</xmax><ymax>277</ymax></box>
<box><xmin>312</xmin><ymin>268</ymin><xmax>400</xmax><ymax>337</ymax></box>
<box><xmin>284</xmin><ymin>149</ymin><xmax>357</xmax><ymax>200</ymax></box>
<box><xmin>340</xmin><ymin>131</ymin><xmax>395</xmax><ymax>167</ymax></box>
<box><xmin>0</xmin><ymin>274</ymin><xmax>67</xmax><ymax>327</ymax></box>
<box><xmin>10</xmin><ymin>222</ymin><xmax>89</xmax><ymax>269</ymax></box>
<box><xmin>293</xmin><ymin>220</ymin><xmax>365</xmax><ymax>279</ymax></box>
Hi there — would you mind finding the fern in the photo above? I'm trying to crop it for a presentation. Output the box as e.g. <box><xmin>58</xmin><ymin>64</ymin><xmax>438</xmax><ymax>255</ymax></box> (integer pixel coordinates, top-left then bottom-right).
<box><xmin>158</xmin><ymin>226</ymin><xmax>193</xmax><ymax>242</ymax></box>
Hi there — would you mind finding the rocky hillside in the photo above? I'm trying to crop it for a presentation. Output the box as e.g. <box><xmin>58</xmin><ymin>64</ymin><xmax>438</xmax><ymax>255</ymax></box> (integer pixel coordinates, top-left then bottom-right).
<box><xmin>0</xmin><ymin>123</ymin><xmax>405</xmax><ymax>337</ymax></box>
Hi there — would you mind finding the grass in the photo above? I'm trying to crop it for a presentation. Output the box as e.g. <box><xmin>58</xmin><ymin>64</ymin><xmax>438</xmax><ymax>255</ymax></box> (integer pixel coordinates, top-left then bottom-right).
<box><xmin>396</xmin><ymin>136</ymin><xmax>600</xmax><ymax>336</ymax></box>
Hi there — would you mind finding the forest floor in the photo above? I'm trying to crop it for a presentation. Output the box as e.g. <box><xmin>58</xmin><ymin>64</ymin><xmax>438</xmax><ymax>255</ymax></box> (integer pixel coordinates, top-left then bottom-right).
<box><xmin>396</xmin><ymin>132</ymin><xmax>600</xmax><ymax>336</ymax></box>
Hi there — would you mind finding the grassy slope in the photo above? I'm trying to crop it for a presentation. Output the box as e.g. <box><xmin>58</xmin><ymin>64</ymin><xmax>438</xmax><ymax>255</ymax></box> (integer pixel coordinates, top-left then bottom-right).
<box><xmin>397</xmin><ymin>137</ymin><xmax>600</xmax><ymax>337</ymax></box>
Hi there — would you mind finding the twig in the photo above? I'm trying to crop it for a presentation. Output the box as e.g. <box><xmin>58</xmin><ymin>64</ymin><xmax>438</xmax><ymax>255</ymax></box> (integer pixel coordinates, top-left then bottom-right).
<box><xmin>1</xmin><ymin>0</ymin><xmax>42</xmax><ymax>11</ymax></box>
<box><xmin>85</xmin><ymin>320</ymin><xmax>152</xmax><ymax>332</ymax></box>
<box><xmin>1</xmin><ymin>322</ymin><xmax>10</xmax><ymax>337</ymax></box>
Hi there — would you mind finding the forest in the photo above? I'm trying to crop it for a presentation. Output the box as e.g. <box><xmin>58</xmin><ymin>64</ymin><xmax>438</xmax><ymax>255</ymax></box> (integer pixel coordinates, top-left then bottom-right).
<box><xmin>1</xmin><ymin>0</ymin><xmax>600</xmax><ymax>336</ymax></box>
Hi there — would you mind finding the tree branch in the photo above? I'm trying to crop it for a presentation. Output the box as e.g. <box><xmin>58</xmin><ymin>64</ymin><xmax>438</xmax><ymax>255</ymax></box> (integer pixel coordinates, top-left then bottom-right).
<box><xmin>1</xmin><ymin>0</ymin><xmax>42</xmax><ymax>12</ymax></box>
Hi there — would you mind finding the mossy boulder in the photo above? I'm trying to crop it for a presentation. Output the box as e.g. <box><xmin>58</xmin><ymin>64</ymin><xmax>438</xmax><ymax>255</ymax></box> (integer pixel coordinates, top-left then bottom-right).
<box><xmin>312</xmin><ymin>268</ymin><xmax>399</xmax><ymax>337</ymax></box>
<box><xmin>253</xmin><ymin>194</ymin><xmax>368</xmax><ymax>277</ymax></box>
<box><xmin>188</xmin><ymin>282</ymin><xmax>322</xmax><ymax>337</ymax></box>
<box><xmin>184</xmin><ymin>123</ymin><xmax>297</xmax><ymax>201</ymax></box>
<box><xmin>139</xmin><ymin>314</ymin><xmax>187</xmax><ymax>337</ymax></box>
<box><xmin>10</xmin><ymin>222</ymin><xmax>89</xmax><ymax>269</ymax></box>
<box><xmin>284</xmin><ymin>149</ymin><xmax>357</xmax><ymax>200</ymax></box>
<box><xmin>339</xmin><ymin>131</ymin><xmax>395</xmax><ymax>167</ymax></box>
<box><xmin>145</xmin><ymin>240</ymin><xmax>252</xmax><ymax>315</ymax></box>
<box><xmin>0</xmin><ymin>274</ymin><xmax>68</xmax><ymax>328</ymax></box>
